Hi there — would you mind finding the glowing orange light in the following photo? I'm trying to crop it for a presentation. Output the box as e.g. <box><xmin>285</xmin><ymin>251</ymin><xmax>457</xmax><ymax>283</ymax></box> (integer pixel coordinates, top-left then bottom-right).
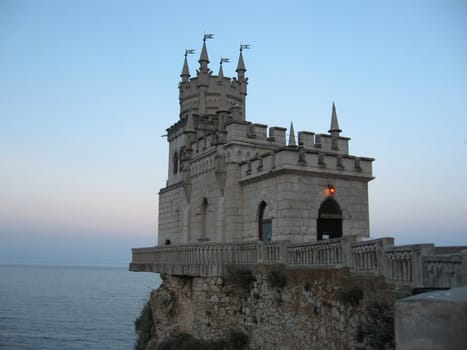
<box><xmin>327</xmin><ymin>184</ymin><xmax>336</xmax><ymax>195</ymax></box>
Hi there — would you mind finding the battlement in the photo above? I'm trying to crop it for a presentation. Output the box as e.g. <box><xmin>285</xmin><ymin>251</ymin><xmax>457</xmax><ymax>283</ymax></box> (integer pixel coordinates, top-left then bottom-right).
<box><xmin>238</xmin><ymin>149</ymin><xmax>373</xmax><ymax>183</ymax></box>
<box><xmin>179</xmin><ymin>75</ymin><xmax>244</xmax><ymax>119</ymax></box>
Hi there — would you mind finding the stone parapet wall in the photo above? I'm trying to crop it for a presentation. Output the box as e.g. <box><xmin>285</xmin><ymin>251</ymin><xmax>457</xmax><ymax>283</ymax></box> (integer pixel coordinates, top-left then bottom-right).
<box><xmin>130</xmin><ymin>237</ymin><xmax>467</xmax><ymax>289</ymax></box>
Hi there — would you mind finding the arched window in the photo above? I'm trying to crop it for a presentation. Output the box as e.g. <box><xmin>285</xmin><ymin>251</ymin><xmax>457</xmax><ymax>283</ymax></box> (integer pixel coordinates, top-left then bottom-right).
<box><xmin>258</xmin><ymin>201</ymin><xmax>272</xmax><ymax>241</ymax></box>
<box><xmin>200</xmin><ymin>198</ymin><xmax>208</xmax><ymax>240</ymax></box>
<box><xmin>173</xmin><ymin>152</ymin><xmax>178</xmax><ymax>175</ymax></box>
<box><xmin>317</xmin><ymin>198</ymin><xmax>342</xmax><ymax>240</ymax></box>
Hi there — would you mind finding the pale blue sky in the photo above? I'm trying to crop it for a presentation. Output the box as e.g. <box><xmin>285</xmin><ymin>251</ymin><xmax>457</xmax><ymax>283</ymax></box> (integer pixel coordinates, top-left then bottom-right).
<box><xmin>1</xmin><ymin>0</ymin><xmax>466</xmax><ymax>264</ymax></box>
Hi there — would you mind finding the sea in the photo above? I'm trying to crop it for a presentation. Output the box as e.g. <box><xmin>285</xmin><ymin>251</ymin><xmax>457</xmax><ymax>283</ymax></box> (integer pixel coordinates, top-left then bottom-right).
<box><xmin>0</xmin><ymin>264</ymin><xmax>161</xmax><ymax>350</ymax></box>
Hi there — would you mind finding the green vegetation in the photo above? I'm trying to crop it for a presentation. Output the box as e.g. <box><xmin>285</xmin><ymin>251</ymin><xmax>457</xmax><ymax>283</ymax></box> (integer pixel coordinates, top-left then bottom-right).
<box><xmin>267</xmin><ymin>265</ymin><xmax>287</xmax><ymax>289</ymax></box>
<box><xmin>340</xmin><ymin>287</ymin><xmax>364</xmax><ymax>307</ymax></box>
<box><xmin>134</xmin><ymin>291</ymin><xmax>155</xmax><ymax>350</ymax></box>
<box><xmin>224</xmin><ymin>265</ymin><xmax>255</xmax><ymax>292</ymax></box>
<box><xmin>356</xmin><ymin>297</ymin><xmax>395</xmax><ymax>350</ymax></box>
<box><xmin>157</xmin><ymin>329</ymin><xmax>249</xmax><ymax>350</ymax></box>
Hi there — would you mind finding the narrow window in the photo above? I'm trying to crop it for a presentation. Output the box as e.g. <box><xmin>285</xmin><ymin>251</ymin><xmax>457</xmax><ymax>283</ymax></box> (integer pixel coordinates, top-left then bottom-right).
<box><xmin>173</xmin><ymin>152</ymin><xmax>178</xmax><ymax>174</ymax></box>
<box><xmin>258</xmin><ymin>201</ymin><xmax>272</xmax><ymax>242</ymax></box>
<box><xmin>200</xmin><ymin>198</ymin><xmax>208</xmax><ymax>240</ymax></box>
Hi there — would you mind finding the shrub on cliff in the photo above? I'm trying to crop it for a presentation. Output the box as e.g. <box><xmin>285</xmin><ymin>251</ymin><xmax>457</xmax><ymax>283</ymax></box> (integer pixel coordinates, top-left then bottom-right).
<box><xmin>267</xmin><ymin>265</ymin><xmax>287</xmax><ymax>289</ymax></box>
<box><xmin>157</xmin><ymin>333</ymin><xmax>204</xmax><ymax>350</ymax></box>
<box><xmin>224</xmin><ymin>265</ymin><xmax>255</xmax><ymax>292</ymax></box>
<box><xmin>134</xmin><ymin>291</ymin><xmax>155</xmax><ymax>350</ymax></box>
<box><xmin>356</xmin><ymin>298</ymin><xmax>395</xmax><ymax>350</ymax></box>
<box><xmin>157</xmin><ymin>329</ymin><xmax>249</xmax><ymax>350</ymax></box>
<box><xmin>340</xmin><ymin>287</ymin><xmax>364</xmax><ymax>307</ymax></box>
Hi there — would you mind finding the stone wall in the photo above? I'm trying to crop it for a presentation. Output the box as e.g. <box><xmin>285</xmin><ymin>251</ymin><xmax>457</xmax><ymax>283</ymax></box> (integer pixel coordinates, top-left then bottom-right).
<box><xmin>146</xmin><ymin>267</ymin><xmax>403</xmax><ymax>350</ymax></box>
<box><xmin>395</xmin><ymin>285</ymin><xmax>467</xmax><ymax>350</ymax></box>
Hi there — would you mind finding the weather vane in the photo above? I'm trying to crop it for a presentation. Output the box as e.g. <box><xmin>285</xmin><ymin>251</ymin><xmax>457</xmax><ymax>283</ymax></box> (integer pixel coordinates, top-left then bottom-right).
<box><xmin>184</xmin><ymin>49</ymin><xmax>195</xmax><ymax>57</ymax></box>
<box><xmin>220</xmin><ymin>57</ymin><xmax>230</xmax><ymax>64</ymax></box>
<box><xmin>240</xmin><ymin>44</ymin><xmax>251</xmax><ymax>52</ymax></box>
<box><xmin>203</xmin><ymin>33</ymin><xmax>215</xmax><ymax>41</ymax></box>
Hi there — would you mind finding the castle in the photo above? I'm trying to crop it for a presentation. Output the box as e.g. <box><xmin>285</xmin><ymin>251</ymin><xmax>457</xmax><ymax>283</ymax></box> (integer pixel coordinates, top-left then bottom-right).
<box><xmin>131</xmin><ymin>38</ymin><xmax>465</xmax><ymax>291</ymax></box>
<box><xmin>131</xmin><ymin>38</ymin><xmax>467</xmax><ymax>350</ymax></box>
<box><xmin>158</xmin><ymin>37</ymin><xmax>374</xmax><ymax>246</ymax></box>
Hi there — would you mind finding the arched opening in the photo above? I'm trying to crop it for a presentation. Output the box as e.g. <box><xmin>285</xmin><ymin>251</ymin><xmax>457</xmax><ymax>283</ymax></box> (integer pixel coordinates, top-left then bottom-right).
<box><xmin>173</xmin><ymin>151</ymin><xmax>178</xmax><ymax>174</ymax></box>
<box><xmin>200</xmin><ymin>198</ymin><xmax>208</xmax><ymax>240</ymax></box>
<box><xmin>258</xmin><ymin>201</ymin><xmax>272</xmax><ymax>241</ymax></box>
<box><xmin>317</xmin><ymin>198</ymin><xmax>342</xmax><ymax>240</ymax></box>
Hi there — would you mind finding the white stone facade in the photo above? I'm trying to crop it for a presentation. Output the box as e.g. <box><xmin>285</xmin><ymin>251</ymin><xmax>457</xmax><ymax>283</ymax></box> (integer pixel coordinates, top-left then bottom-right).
<box><xmin>157</xmin><ymin>40</ymin><xmax>374</xmax><ymax>246</ymax></box>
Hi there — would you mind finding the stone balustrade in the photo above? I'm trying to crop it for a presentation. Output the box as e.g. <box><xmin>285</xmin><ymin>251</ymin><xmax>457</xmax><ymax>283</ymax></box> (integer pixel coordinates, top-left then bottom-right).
<box><xmin>423</xmin><ymin>254</ymin><xmax>463</xmax><ymax>288</ymax></box>
<box><xmin>287</xmin><ymin>238</ymin><xmax>346</xmax><ymax>267</ymax></box>
<box><xmin>351</xmin><ymin>237</ymin><xmax>394</xmax><ymax>275</ymax></box>
<box><xmin>130</xmin><ymin>238</ymin><xmax>467</xmax><ymax>289</ymax></box>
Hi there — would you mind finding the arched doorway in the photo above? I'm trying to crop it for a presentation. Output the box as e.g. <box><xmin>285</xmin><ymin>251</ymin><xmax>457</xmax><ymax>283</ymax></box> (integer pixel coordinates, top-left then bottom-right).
<box><xmin>317</xmin><ymin>198</ymin><xmax>342</xmax><ymax>240</ymax></box>
<box><xmin>258</xmin><ymin>201</ymin><xmax>272</xmax><ymax>241</ymax></box>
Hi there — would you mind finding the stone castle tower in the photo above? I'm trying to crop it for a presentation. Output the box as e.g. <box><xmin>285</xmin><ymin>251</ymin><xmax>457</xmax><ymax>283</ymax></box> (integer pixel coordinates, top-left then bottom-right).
<box><xmin>158</xmin><ymin>38</ymin><xmax>374</xmax><ymax>246</ymax></box>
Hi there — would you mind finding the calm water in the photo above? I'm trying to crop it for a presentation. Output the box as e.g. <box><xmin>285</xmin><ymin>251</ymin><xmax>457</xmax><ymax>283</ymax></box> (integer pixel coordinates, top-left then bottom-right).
<box><xmin>0</xmin><ymin>264</ymin><xmax>160</xmax><ymax>350</ymax></box>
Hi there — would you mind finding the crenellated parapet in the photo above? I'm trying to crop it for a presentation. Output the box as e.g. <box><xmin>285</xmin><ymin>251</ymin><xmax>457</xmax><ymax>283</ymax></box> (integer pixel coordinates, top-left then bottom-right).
<box><xmin>238</xmin><ymin>149</ymin><xmax>373</xmax><ymax>182</ymax></box>
<box><xmin>179</xmin><ymin>75</ymin><xmax>244</xmax><ymax>119</ymax></box>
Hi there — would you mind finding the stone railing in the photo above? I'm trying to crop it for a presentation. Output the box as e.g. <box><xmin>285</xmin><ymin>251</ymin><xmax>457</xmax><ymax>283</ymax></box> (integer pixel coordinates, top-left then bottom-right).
<box><xmin>130</xmin><ymin>237</ymin><xmax>467</xmax><ymax>289</ymax></box>
<box><xmin>423</xmin><ymin>254</ymin><xmax>463</xmax><ymax>288</ymax></box>
<box><xmin>350</xmin><ymin>237</ymin><xmax>394</xmax><ymax>275</ymax></box>
<box><xmin>287</xmin><ymin>238</ymin><xmax>346</xmax><ymax>267</ymax></box>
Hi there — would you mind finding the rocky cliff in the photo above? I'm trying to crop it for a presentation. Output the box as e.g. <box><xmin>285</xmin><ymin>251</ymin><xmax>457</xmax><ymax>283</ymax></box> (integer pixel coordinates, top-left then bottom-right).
<box><xmin>141</xmin><ymin>266</ymin><xmax>405</xmax><ymax>350</ymax></box>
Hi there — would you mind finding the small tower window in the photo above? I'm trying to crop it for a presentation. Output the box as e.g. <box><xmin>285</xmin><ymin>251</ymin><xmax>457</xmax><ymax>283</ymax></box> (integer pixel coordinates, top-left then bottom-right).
<box><xmin>200</xmin><ymin>198</ymin><xmax>208</xmax><ymax>240</ymax></box>
<box><xmin>173</xmin><ymin>152</ymin><xmax>179</xmax><ymax>174</ymax></box>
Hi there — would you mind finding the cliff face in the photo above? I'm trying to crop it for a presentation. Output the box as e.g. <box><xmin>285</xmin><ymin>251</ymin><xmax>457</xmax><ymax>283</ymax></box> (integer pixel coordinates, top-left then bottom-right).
<box><xmin>145</xmin><ymin>266</ymin><xmax>401</xmax><ymax>350</ymax></box>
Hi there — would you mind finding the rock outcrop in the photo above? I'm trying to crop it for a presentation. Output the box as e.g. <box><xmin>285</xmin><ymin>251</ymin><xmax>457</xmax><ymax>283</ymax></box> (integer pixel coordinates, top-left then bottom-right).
<box><xmin>143</xmin><ymin>266</ymin><xmax>405</xmax><ymax>350</ymax></box>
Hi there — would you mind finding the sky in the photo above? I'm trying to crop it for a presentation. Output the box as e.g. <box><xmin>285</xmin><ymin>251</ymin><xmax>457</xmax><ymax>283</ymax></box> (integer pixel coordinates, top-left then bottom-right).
<box><xmin>1</xmin><ymin>0</ymin><xmax>466</xmax><ymax>264</ymax></box>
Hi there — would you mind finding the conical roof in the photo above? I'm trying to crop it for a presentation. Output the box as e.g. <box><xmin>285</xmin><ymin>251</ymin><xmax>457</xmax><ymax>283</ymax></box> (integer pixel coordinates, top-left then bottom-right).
<box><xmin>329</xmin><ymin>102</ymin><xmax>342</xmax><ymax>133</ymax></box>
<box><xmin>288</xmin><ymin>122</ymin><xmax>296</xmax><ymax>146</ymax></box>
<box><xmin>180</xmin><ymin>55</ymin><xmax>190</xmax><ymax>79</ymax></box>
<box><xmin>199</xmin><ymin>40</ymin><xmax>209</xmax><ymax>65</ymax></box>
<box><xmin>236</xmin><ymin>50</ymin><xmax>246</xmax><ymax>73</ymax></box>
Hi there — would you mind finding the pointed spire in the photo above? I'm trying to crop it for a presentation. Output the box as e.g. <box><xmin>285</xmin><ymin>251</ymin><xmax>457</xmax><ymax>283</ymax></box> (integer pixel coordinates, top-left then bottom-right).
<box><xmin>288</xmin><ymin>122</ymin><xmax>297</xmax><ymax>147</ymax></box>
<box><xmin>199</xmin><ymin>41</ymin><xmax>209</xmax><ymax>65</ymax></box>
<box><xmin>329</xmin><ymin>102</ymin><xmax>342</xmax><ymax>133</ymax></box>
<box><xmin>180</xmin><ymin>53</ymin><xmax>190</xmax><ymax>82</ymax></box>
<box><xmin>218</xmin><ymin>61</ymin><xmax>224</xmax><ymax>80</ymax></box>
<box><xmin>236</xmin><ymin>51</ymin><xmax>246</xmax><ymax>73</ymax></box>
<box><xmin>199</xmin><ymin>34</ymin><xmax>213</xmax><ymax>71</ymax></box>
<box><xmin>236</xmin><ymin>45</ymin><xmax>247</xmax><ymax>79</ymax></box>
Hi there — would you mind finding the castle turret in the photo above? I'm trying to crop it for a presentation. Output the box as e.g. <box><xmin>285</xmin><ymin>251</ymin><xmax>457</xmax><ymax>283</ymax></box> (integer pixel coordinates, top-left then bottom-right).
<box><xmin>236</xmin><ymin>45</ymin><xmax>248</xmax><ymax>120</ymax></box>
<box><xmin>236</xmin><ymin>47</ymin><xmax>246</xmax><ymax>80</ymax></box>
<box><xmin>197</xmin><ymin>36</ymin><xmax>212</xmax><ymax>115</ymax></box>
<box><xmin>329</xmin><ymin>102</ymin><xmax>342</xmax><ymax>150</ymax></box>
<box><xmin>216</xmin><ymin>60</ymin><xmax>229</xmax><ymax>143</ymax></box>
<box><xmin>199</xmin><ymin>37</ymin><xmax>210</xmax><ymax>73</ymax></box>
<box><xmin>184</xmin><ymin>104</ymin><xmax>196</xmax><ymax>151</ymax></box>
<box><xmin>180</xmin><ymin>52</ymin><xmax>190</xmax><ymax>83</ymax></box>
<box><xmin>178</xmin><ymin>37</ymin><xmax>246</xmax><ymax>122</ymax></box>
